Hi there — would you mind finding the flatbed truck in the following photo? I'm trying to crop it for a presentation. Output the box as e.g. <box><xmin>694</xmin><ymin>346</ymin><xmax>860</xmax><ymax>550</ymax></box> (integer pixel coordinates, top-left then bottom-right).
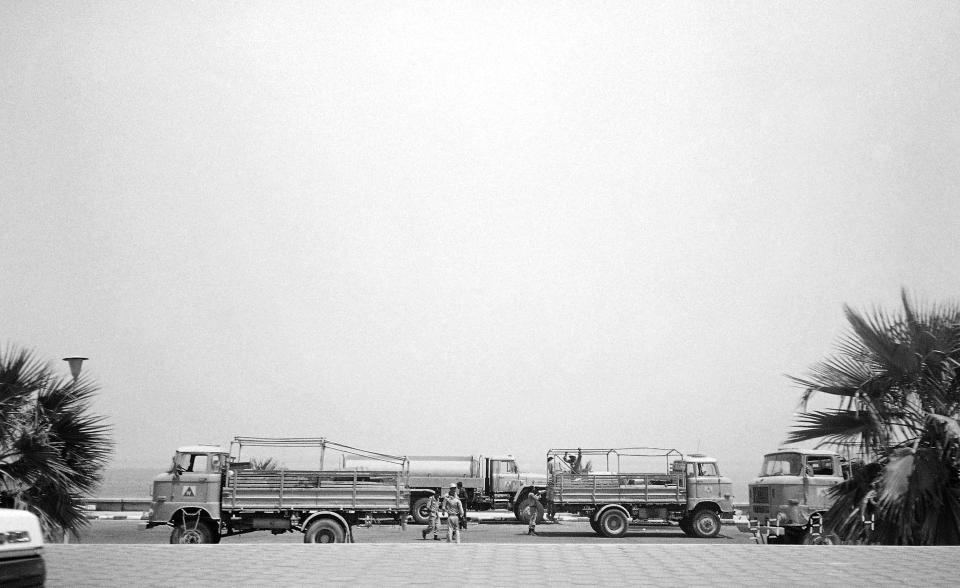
<box><xmin>538</xmin><ymin>447</ymin><xmax>735</xmax><ymax>538</ymax></box>
<box><xmin>143</xmin><ymin>437</ymin><xmax>410</xmax><ymax>543</ymax></box>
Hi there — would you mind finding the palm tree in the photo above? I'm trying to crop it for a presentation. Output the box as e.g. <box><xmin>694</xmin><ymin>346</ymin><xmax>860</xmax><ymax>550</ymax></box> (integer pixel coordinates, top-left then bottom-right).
<box><xmin>786</xmin><ymin>290</ymin><xmax>960</xmax><ymax>544</ymax></box>
<box><xmin>0</xmin><ymin>345</ymin><xmax>113</xmax><ymax>540</ymax></box>
<box><xmin>250</xmin><ymin>456</ymin><xmax>283</xmax><ymax>470</ymax></box>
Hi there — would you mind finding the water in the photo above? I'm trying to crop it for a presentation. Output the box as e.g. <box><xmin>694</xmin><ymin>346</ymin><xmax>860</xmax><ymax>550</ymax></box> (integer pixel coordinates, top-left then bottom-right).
<box><xmin>94</xmin><ymin>467</ymin><xmax>161</xmax><ymax>498</ymax></box>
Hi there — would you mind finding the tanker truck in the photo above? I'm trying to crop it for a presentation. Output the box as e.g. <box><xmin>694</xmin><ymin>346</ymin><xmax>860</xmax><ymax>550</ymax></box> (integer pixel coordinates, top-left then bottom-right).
<box><xmin>342</xmin><ymin>454</ymin><xmax>547</xmax><ymax>524</ymax></box>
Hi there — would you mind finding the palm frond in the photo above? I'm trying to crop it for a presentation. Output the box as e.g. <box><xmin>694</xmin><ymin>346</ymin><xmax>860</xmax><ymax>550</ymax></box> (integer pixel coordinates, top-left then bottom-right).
<box><xmin>786</xmin><ymin>409</ymin><xmax>872</xmax><ymax>446</ymax></box>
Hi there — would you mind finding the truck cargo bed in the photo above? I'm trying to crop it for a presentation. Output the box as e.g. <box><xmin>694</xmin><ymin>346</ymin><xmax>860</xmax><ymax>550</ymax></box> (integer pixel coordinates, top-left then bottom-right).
<box><xmin>549</xmin><ymin>473</ymin><xmax>687</xmax><ymax>505</ymax></box>
<box><xmin>223</xmin><ymin>470</ymin><xmax>409</xmax><ymax>512</ymax></box>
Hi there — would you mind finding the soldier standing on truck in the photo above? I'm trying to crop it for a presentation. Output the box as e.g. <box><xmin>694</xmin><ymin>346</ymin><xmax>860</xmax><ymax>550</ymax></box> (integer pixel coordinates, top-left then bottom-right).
<box><xmin>441</xmin><ymin>483</ymin><xmax>465</xmax><ymax>543</ymax></box>
<box><xmin>421</xmin><ymin>491</ymin><xmax>440</xmax><ymax>541</ymax></box>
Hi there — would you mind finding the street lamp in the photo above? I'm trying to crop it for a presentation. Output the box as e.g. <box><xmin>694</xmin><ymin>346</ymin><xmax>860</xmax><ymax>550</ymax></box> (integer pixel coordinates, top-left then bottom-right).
<box><xmin>62</xmin><ymin>356</ymin><xmax>88</xmax><ymax>382</ymax></box>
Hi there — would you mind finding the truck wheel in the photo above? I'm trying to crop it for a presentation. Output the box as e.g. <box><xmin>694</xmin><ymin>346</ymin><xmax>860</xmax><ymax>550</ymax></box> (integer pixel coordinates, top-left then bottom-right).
<box><xmin>802</xmin><ymin>531</ymin><xmax>840</xmax><ymax>545</ymax></box>
<box><xmin>598</xmin><ymin>509</ymin><xmax>629</xmax><ymax>538</ymax></box>
<box><xmin>514</xmin><ymin>500</ymin><xmax>545</xmax><ymax>525</ymax></box>
<box><xmin>589</xmin><ymin>517</ymin><xmax>601</xmax><ymax>534</ymax></box>
<box><xmin>304</xmin><ymin>519</ymin><xmax>346</xmax><ymax>543</ymax></box>
<box><xmin>411</xmin><ymin>497</ymin><xmax>431</xmax><ymax>525</ymax></box>
<box><xmin>678</xmin><ymin>517</ymin><xmax>696</xmax><ymax>537</ymax></box>
<box><xmin>691</xmin><ymin>510</ymin><xmax>721</xmax><ymax>538</ymax></box>
<box><xmin>170</xmin><ymin>520</ymin><xmax>215</xmax><ymax>544</ymax></box>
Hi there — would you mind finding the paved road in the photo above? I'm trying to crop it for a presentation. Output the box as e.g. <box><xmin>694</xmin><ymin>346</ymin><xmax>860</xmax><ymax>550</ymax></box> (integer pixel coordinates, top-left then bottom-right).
<box><xmin>78</xmin><ymin>518</ymin><xmax>755</xmax><ymax>544</ymax></box>
<box><xmin>44</xmin><ymin>543</ymin><xmax>957</xmax><ymax>587</ymax></box>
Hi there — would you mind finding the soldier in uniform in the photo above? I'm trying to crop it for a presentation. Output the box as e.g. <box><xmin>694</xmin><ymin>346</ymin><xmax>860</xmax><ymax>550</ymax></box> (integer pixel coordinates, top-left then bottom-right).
<box><xmin>421</xmin><ymin>491</ymin><xmax>441</xmax><ymax>540</ymax></box>
<box><xmin>523</xmin><ymin>491</ymin><xmax>543</xmax><ymax>536</ymax></box>
<box><xmin>441</xmin><ymin>483</ymin><xmax>465</xmax><ymax>543</ymax></box>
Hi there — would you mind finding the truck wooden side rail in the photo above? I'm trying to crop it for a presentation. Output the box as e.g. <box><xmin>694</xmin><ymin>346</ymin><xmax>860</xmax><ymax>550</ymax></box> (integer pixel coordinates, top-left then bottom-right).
<box><xmin>223</xmin><ymin>469</ymin><xmax>407</xmax><ymax>511</ymax></box>
<box><xmin>549</xmin><ymin>472</ymin><xmax>686</xmax><ymax>505</ymax></box>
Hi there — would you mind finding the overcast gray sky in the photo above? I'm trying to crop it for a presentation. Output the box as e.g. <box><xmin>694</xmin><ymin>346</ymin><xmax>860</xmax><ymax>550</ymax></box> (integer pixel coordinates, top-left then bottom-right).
<box><xmin>2</xmin><ymin>1</ymin><xmax>959</xmax><ymax>496</ymax></box>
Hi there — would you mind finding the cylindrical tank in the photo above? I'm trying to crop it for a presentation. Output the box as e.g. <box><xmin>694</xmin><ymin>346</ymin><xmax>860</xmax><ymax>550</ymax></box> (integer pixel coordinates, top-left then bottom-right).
<box><xmin>342</xmin><ymin>455</ymin><xmax>477</xmax><ymax>477</ymax></box>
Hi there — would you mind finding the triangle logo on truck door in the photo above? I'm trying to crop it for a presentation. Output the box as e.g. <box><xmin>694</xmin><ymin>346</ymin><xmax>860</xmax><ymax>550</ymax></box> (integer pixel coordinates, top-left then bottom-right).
<box><xmin>182</xmin><ymin>486</ymin><xmax>196</xmax><ymax>497</ymax></box>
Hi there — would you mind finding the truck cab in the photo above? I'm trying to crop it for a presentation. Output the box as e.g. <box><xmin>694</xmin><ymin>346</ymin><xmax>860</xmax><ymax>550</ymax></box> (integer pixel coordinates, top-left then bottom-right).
<box><xmin>144</xmin><ymin>445</ymin><xmax>229</xmax><ymax>541</ymax></box>
<box><xmin>739</xmin><ymin>448</ymin><xmax>846</xmax><ymax>544</ymax></box>
<box><xmin>673</xmin><ymin>454</ymin><xmax>735</xmax><ymax>514</ymax></box>
<box><xmin>485</xmin><ymin>455</ymin><xmax>545</xmax><ymax>497</ymax></box>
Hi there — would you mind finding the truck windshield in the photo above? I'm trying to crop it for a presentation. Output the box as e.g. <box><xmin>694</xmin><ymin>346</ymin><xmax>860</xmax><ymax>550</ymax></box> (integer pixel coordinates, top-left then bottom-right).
<box><xmin>760</xmin><ymin>453</ymin><xmax>802</xmax><ymax>476</ymax></box>
<box><xmin>697</xmin><ymin>463</ymin><xmax>719</xmax><ymax>476</ymax></box>
<box><xmin>170</xmin><ymin>453</ymin><xmax>208</xmax><ymax>473</ymax></box>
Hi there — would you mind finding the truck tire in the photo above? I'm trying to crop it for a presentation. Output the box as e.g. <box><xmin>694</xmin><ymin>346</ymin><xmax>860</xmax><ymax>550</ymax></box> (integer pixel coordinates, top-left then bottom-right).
<box><xmin>304</xmin><ymin>519</ymin><xmax>346</xmax><ymax>543</ymax></box>
<box><xmin>597</xmin><ymin>509</ymin><xmax>629</xmax><ymax>538</ymax></box>
<box><xmin>589</xmin><ymin>517</ymin><xmax>602</xmax><ymax>534</ymax></box>
<box><xmin>690</xmin><ymin>510</ymin><xmax>721</xmax><ymax>538</ymax></box>
<box><xmin>678</xmin><ymin>517</ymin><xmax>696</xmax><ymax>537</ymax></box>
<box><xmin>802</xmin><ymin>531</ymin><xmax>840</xmax><ymax>545</ymax></box>
<box><xmin>411</xmin><ymin>497</ymin><xmax>431</xmax><ymax>525</ymax></box>
<box><xmin>514</xmin><ymin>499</ymin><xmax>545</xmax><ymax>525</ymax></box>
<box><xmin>170</xmin><ymin>520</ymin><xmax>215</xmax><ymax>544</ymax></box>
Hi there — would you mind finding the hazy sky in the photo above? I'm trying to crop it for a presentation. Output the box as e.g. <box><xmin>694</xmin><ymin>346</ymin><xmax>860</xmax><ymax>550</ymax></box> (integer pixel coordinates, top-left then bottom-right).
<box><xmin>2</xmin><ymin>2</ymin><xmax>959</xmax><ymax>496</ymax></box>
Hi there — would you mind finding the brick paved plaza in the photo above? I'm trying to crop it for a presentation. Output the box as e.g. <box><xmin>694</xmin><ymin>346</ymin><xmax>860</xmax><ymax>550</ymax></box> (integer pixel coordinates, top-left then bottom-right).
<box><xmin>45</xmin><ymin>544</ymin><xmax>956</xmax><ymax>587</ymax></box>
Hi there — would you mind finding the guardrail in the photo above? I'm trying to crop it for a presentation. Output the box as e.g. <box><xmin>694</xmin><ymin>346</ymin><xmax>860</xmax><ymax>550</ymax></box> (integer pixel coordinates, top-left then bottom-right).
<box><xmin>80</xmin><ymin>498</ymin><xmax>152</xmax><ymax>512</ymax></box>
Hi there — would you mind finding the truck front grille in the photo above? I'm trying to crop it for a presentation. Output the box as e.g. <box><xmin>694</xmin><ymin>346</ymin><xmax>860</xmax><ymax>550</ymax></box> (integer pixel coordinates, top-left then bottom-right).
<box><xmin>751</xmin><ymin>486</ymin><xmax>769</xmax><ymax>504</ymax></box>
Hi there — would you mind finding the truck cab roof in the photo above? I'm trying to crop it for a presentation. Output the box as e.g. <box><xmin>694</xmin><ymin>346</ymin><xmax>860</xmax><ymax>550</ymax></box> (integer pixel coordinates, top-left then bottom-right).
<box><xmin>766</xmin><ymin>448</ymin><xmax>840</xmax><ymax>458</ymax></box>
<box><xmin>683</xmin><ymin>455</ymin><xmax>718</xmax><ymax>463</ymax></box>
<box><xmin>176</xmin><ymin>445</ymin><xmax>227</xmax><ymax>454</ymax></box>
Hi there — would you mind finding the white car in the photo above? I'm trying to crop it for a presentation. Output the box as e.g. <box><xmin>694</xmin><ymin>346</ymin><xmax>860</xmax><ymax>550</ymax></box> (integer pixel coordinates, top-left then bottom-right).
<box><xmin>0</xmin><ymin>508</ymin><xmax>45</xmax><ymax>587</ymax></box>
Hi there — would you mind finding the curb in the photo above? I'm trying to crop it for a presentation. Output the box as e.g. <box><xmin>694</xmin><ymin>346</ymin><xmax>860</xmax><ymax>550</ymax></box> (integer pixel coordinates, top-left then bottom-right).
<box><xmin>84</xmin><ymin>513</ymin><xmax>146</xmax><ymax>520</ymax></box>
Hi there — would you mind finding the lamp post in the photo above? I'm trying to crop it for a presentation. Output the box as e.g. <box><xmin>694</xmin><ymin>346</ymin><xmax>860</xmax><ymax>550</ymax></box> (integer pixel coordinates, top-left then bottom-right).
<box><xmin>62</xmin><ymin>356</ymin><xmax>88</xmax><ymax>383</ymax></box>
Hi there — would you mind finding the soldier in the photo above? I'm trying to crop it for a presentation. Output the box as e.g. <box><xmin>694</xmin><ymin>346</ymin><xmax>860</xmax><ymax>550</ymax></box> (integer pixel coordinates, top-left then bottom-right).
<box><xmin>441</xmin><ymin>483</ymin><xmax>465</xmax><ymax>543</ymax></box>
<box><xmin>523</xmin><ymin>491</ymin><xmax>543</xmax><ymax>536</ymax></box>
<box><xmin>420</xmin><ymin>491</ymin><xmax>440</xmax><ymax>541</ymax></box>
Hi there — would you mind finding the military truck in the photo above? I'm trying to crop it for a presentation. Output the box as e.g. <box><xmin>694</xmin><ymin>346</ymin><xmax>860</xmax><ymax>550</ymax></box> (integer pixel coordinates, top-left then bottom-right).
<box><xmin>342</xmin><ymin>454</ymin><xmax>547</xmax><ymax>524</ymax></box>
<box><xmin>533</xmin><ymin>447</ymin><xmax>735</xmax><ymax>538</ymax></box>
<box><xmin>736</xmin><ymin>447</ymin><xmax>848</xmax><ymax>544</ymax></box>
<box><xmin>143</xmin><ymin>437</ymin><xmax>410</xmax><ymax>544</ymax></box>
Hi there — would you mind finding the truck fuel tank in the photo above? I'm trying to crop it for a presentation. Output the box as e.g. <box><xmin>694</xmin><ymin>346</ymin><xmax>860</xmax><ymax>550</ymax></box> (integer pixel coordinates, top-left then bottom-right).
<box><xmin>342</xmin><ymin>456</ymin><xmax>479</xmax><ymax>478</ymax></box>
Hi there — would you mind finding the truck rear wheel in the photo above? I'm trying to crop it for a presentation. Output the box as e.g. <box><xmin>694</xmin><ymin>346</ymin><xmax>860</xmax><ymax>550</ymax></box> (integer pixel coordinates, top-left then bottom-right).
<box><xmin>598</xmin><ymin>509</ymin><xmax>628</xmax><ymax>538</ymax></box>
<box><xmin>411</xmin><ymin>497</ymin><xmax>431</xmax><ymax>525</ymax></box>
<box><xmin>304</xmin><ymin>519</ymin><xmax>346</xmax><ymax>543</ymax></box>
<box><xmin>691</xmin><ymin>510</ymin><xmax>721</xmax><ymax>538</ymax></box>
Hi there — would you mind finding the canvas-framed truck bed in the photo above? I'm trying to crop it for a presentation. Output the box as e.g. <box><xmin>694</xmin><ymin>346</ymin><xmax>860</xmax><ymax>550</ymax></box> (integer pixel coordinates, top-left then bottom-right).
<box><xmin>143</xmin><ymin>436</ymin><xmax>410</xmax><ymax>544</ymax></box>
<box><xmin>544</xmin><ymin>447</ymin><xmax>734</xmax><ymax>538</ymax></box>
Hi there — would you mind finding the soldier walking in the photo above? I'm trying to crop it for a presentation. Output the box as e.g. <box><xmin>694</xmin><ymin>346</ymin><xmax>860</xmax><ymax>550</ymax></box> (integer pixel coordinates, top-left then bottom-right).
<box><xmin>421</xmin><ymin>491</ymin><xmax>440</xmax><ymax>540</ymax></box>
<box><xmin>523</xmin><ymin>491</ymin><xmax>543</xmax><ymax>536</ymax></box>
<box><xmin>441</xmin><ymin>483</ymin><xmax>465</xmax><ymax>543</ymax></box>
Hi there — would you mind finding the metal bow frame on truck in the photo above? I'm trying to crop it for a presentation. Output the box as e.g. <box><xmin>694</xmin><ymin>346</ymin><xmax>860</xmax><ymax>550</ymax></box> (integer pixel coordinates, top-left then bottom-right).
<box><xmin>229</xmin><ymin>436</ymin><xmax>409</xmax><ymax>472</ymax></box>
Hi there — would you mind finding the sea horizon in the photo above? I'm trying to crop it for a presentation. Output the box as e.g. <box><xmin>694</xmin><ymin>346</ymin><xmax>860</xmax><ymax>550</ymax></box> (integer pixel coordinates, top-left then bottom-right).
<box><xmin>94</xmin><ymin>467</ymin><xmax>163</xmax><ymax>498</ymax></box>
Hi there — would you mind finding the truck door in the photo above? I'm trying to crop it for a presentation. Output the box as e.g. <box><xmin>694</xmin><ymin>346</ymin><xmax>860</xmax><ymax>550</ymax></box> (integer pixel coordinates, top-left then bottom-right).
<box><xmin>803</xmin><ymin>455</ymin><xmax>840</xmax><ymax>510</ymax></box>
<box><xmin>170</xmin><ymin>452</ymin><xmax>218</xmax><ymax>505</ymax></box>
<box><xmin>490</xmin><ymin>460</ymin><xmax>522</xmax><ymax>494</ymax></box>
<box><xmin>689</xmin><ymin>462</ymin><xmax>721</xmax><ymax>499</ymax></box>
